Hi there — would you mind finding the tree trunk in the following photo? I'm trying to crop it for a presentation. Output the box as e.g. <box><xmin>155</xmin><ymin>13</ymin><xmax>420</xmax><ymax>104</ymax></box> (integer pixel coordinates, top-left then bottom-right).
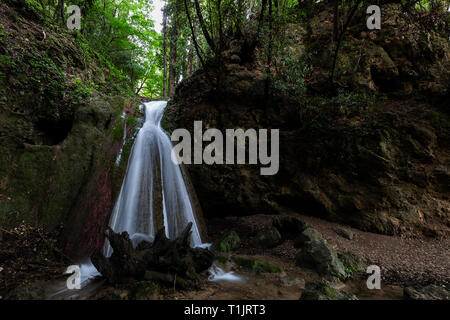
<box><xmin>162</xmin><ymin>7</ymin><xmax>168</xmax><ymax>98</ymax></box>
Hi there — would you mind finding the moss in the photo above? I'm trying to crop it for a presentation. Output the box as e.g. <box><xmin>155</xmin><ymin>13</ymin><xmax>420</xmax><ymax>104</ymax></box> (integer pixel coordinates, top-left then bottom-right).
<box><xmin>213</xmin><ymin>230</ymin><xmax>240</xmax><ymax>252</ymax></box>
<box><xmin>233</xmin><ymin>256</ymin><xmax>283</xmax><ymax>274</ymax></box>
<box><xmin>131</xmin><ymin>281</ymin><xmax>160</xmax><ymax>300</ymax></box>
<box><xmin>214</xmin><ymin>255</ymin><xmax>228</xmax><ymax>266</ymax></box>
<box><xmin>337</xmin><ymin>251</ymin><xmax>367</xmax><ymax>276</ymax></box>
<box><xmin>301</xmin><ymin>280</ymin><xmax>357</xmax><ymax>300</ymax></box>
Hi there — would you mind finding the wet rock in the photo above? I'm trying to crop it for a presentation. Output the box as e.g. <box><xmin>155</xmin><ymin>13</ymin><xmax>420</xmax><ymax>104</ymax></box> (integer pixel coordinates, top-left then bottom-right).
<box><xmin>295</xmin><ymin>239</ymin><xmax>346</xmax><ymax>279</ymax></box>
<box><xmin>294</xmin><ymin>227</ymin><xmax>322</xmax><ymax>248</ymax></box>
<box><xmin>300</xmin><ymin>280</ymin><xmax>358</xmax><ymax>300</ymax></box>
<box><xmin>5</xmin><ymin>284</ymin><xmax>45</xmax><ymax>300</ymax></box>
<box><xmin>338</xmin><ymin>251</ymin><xmax>367</xmax><ymax>276</ymax></box>
<box><xmin>272</xmin><ymin>216</ymin><xmax>310</xmax><ymax>240</ymax></box>
<box><xmin>279</xmin><ymin>276</ymin><xmax>305</xmax><ymax>288</ymax></box>
<box><xmin>333</xmin><ymin>227</ymin><xmax>354</xmax><ymax>240</ymax></box>
<box><xmin>254</xmin><ymin>226</ymin><xmax>282</xmax><ymax>249</ymax></box>
<box><xmin>233</xmin><ymin>256</ymin><xmax>283</xmax><ymax>274</ymax></box>
<box><xmin>212</xmin><ymin>230</ymin><xmax>240</xmax><ymax>252</ymax></box>
<box><xmin>404</xmin><ymin>285</ymin><xmax>450</xmax><ymax>300</ymax></box>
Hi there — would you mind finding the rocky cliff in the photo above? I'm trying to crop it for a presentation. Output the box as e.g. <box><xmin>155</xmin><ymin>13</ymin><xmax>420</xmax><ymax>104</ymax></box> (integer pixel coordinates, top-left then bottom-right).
<box><xmin>166</xmin><ymin>4</ymin><xmax>450</xmax><ymax>237</ymax></box>
<box><xmin>0</xmin><ymin>1</ymin><xmax>139</xmax><ymax>258</ymax></box>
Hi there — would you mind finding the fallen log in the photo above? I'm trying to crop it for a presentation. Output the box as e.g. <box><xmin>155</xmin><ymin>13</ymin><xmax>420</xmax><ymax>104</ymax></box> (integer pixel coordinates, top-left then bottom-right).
<box><xmin>91</xmin><ymin>222</ymin><xmax>214</xmax><ymax>289</ymax></box>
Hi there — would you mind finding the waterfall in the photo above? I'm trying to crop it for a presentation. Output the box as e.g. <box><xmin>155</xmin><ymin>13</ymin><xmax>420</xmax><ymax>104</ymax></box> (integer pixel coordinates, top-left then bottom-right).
<box><xmin>79</xmin><ymin>101</ymin><xmax>241</xmax><ymax>286</ymax></box>
<box><xmin>106</xmin><ymin>101</ymin><xmax>202</xmax><ymax>255</ymax></box>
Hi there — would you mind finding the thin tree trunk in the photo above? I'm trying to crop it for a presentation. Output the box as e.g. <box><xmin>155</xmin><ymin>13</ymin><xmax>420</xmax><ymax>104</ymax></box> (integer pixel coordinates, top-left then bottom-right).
<box><xmin>193</xmin><ymin>0</ymin><xmax>216</xmax><ymax>52</ymax></box>
<box><xmin>187</xmin><ymin>44</ymin><xmax>193</xmax><ymax>76</ymax></box>
<box><xmin>333</xmin><ymin>0</ymin><xmax>340</xmax><ymax>42</ymax></box>
<box><xmin>168</xmin><ymin>6</ymin><xmax>178</xmax><ymax>96</ymax></box>
<box><xmin>184</xmin><ymin>0</ymin><xmax>206</xmax><ymax>69</ymax></box>
<box><xmin>330</xmin><ymin>0</ymin><xmax>362</xmax><ymax>83</ymax></box>
<box><xmin>162</xmin><ymin>7</ymin><xmax>168</xmax><ymax>98</ymax></box>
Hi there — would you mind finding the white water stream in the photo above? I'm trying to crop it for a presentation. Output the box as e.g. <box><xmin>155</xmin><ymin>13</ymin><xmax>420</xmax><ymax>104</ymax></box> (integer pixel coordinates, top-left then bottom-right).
<box><xmin>79</xmin><ymin>101</ymin><xmax>240</xmax><ymax>286</ymax></box>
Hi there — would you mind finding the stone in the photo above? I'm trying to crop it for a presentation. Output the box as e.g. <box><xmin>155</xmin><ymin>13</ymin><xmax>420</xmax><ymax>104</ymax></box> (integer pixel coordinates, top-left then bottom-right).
<box><xmin>294</xmin><ymin>227</ymin><xmax>322</xmax><ymax>248</ymax></box>
<box><xmin>300</xmin><ymin>280</ymin><xmax>358</xmax><ymax>300</ymax></box>
<box><xmin>272</xmin><ymin>216</ymin><xmax>311</xmax><ymax>240</ymax></box>
<box><xmin>279</xmin><ymin>276</ymin><xmax>305</xmax><ymax>288</ymax></box>
<box><xmin>212</xmin><ymin>230</ymin><xmax>240</xmax><ymax>252</ymax></box>
<box><xmin>404</xmin><ymin>285</ymin><xmax>450</xmax><ymax>300</ymax></box>
<box><xmin>333</xmin><ymin>227</ymin><xmax>354</xmax><ymax>240</ymax></box>
<box><xmin>254</xmin><ymin>226</ymin><xmax>282</xmax><ymax>249</ymax></box>
<box><xmin>295</xmin><ymin>239</ymin><xmax>346</xmax><ymax>279</ymax></box>
<box><xmin>337</xmin><ymin>251</ymin><xmax>367</xmax><ymax>275</ymax></box>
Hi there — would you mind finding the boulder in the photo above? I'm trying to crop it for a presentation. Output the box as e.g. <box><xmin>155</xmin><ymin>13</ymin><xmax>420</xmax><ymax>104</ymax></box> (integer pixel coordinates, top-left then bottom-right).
<box><xmin>300</xmin><ymin>280</ymin><xmax>358</xmax><ymax>300</ymax></box>
<box><xmin>272</xmin><ymin>216</ymin><xmax>311</xmax><ymax>240</ymax></box>
<box><xmin>333</xmin><ymin>227</ymin><xmax>354</xmax><ymax>240</ymax></box>
<box><xmin>294</xmin><ymin>227</ymin><xmax>322</xmax><ymax>248</ymax></box>
<box><xmin>254</xmin><ymin>226</ymin><xmax>282</xmax><ymax>249</ymax></box>
<box><xmin>404</xmin><ymin>285</ymin><xmax>450</xmax><ymax>300</ymax></box>
<box><xmin>338</xmin><ymin>251</ymin><xmax>367</xmax><ymax>275</ymax></box>
<box><xmin>212</xmin><ymin>230</ymin><xmax>241</xmax><ymax>252</ymax></box>
<box><xmin>295</xmin><ymin>239</ymin><xmax>346</xmax><ymax>279</ymax></box>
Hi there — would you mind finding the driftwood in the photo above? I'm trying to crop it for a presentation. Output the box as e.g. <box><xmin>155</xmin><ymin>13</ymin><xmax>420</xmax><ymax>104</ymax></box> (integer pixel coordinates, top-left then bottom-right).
<box><xmin>91</xmin><ymin>222</ymin><xmax>214</xmax><ymax>289</ymax></box>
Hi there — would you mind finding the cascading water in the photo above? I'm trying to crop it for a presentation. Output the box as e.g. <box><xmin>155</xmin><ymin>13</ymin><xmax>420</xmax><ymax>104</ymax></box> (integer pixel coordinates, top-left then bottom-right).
<box><xmin>106</xmin><ymin>101</ymin><xmax>202</xmax><ymax>255</ymax></box>
<box><xmin>49</xmin><ymin>101</ymin><xmax>240</xmax><ymax>299</ymax></box>
<box><xmin>100</xmin><ymin>101</ymin><xmax>240</xmax><ymax>282</ymax></box>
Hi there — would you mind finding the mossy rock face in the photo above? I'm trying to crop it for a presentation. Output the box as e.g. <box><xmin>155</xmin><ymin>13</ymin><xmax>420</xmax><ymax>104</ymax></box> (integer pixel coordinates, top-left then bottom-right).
<box><xmin>294</xmin><ymin>227</ymin><xmax>323</xmax><ymax>248</ymax></box>
<box><xmin>212</xmin><ymin>231</ymin><xmax>240</xmax><ymax>252</ymax></box>
<box><xmin>295</xmin><ymin>239</ymin><xmax>346</xmax><ymax>279</ymax></box>
<box><xmin>233</xmin><ymin>256</ymin><xmax>283</xmax><ymax>274</ymax></box>
<box><xmin>338</xmin><ymin>251</ymin><xmax>367</xmax><ymax>276</ymax></box>
<box><xmin>254</xmin><ymin>226</ymin><xmax>282</xmax><ymax>249</ymax></box>
<box><xmin>300</xmin><ymin>280</ymin><xmax>358</xmax><ymax>300</ymax></box>
<box><xmin>131</xmin><ymin>281</ymin><xmax>160</xmax><ymax>300</ymax></box>
<box><xmin>272</xmin><ymin>216</ymin><xmax>311</xmax><ymax>240</ymax></box>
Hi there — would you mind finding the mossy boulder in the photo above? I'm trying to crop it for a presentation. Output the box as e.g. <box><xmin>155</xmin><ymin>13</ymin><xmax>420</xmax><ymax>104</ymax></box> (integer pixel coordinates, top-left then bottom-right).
<box><xmin>233</xmin><ymin>256</ymin><xmax>282</xmax><ymax>274</ymax></box>
<box><xmin>272</xmin><ymin>216</ymin><xmax>311</xmax><ymax>240</ymax></box>
<box><xmin>212</xmin><ymin>231</ymin><xmax>240</xmax><ymax>252</ymax></box>
<box><xmin>300</xmin><ymin>280</ymin><xmax>358</xmax><ymax>300</ymax></box>
<box><xmin>294</xmin><ymin>227</ymin><xmax>323</xmax><ymax>248</ymax></box>
<box><xmin>333</xmin><ymin>227</ymin><xmax>354</xmax><ymax>240</ymax></box>
<box><xmin>254</xmin><ymin>226</ymin><xmax>282</xmax><ymax>249</ymax></box>
<box><xmin>338</xmin><ymin>251</ymin><xmax>367</xmax><ymax>276</ymax></box>
<box><xmin>295</xmin><ymin>239</ymin><xmax>346</xmax><ymax>279</ymax></box>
